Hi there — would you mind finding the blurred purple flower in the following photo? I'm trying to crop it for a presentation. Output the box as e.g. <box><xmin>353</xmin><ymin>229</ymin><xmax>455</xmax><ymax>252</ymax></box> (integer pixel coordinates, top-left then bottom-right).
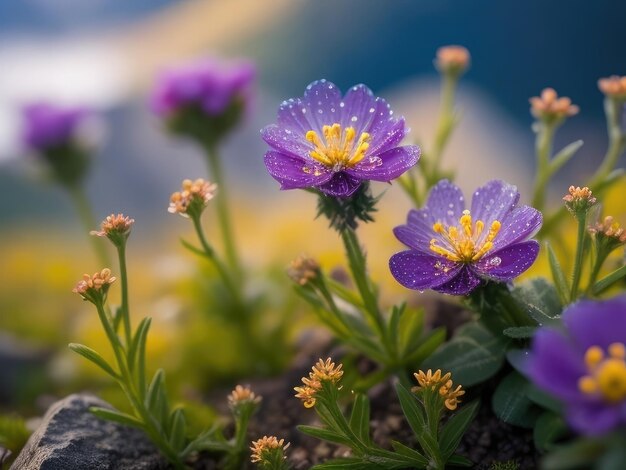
<box><xmin>390</xmin><ymin>180</ymin><xmax>542</xmax><ymax>295</ymax></box>
<box><xmin>262</xmin><ymin>79</ymin><xmax>420</xmax><ymax>198</ymax></box>
<box><xmin>22</xmin><ymin>103</ymin><xmax>90</xmax><ymax>151</ymax></box>
<box><xmin>528</xmin><ymin>295</ymin><xmax>626</xmax><ymax>435</ymax></box>
<box><xmin>150</xmin><ymin>57</ymin><xmax>255</xmax><ymax>117</ymax></box>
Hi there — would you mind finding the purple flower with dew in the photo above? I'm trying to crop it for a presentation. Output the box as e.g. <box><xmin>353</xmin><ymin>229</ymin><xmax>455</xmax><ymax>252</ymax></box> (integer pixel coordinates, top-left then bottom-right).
<box><xmin>528</xmin><ymin>295</ymin><xmax>626</xmax><ymax>435</ymax></box>
<box><xmin>22</xmin><ymin>103</ymin><xmax>90</xmax><ymax>151</ymax></box>
<box><xmin>262</xmin><ymin>80</ymin><xmax>420</xmax><ymax>198</ymax></box>
<box><xmin>150</xmin><ymin>57</ymin><xmax>255</xmax><ymax>117</ymax></box>
<box><xmin>390</xmin><ymin>179</ymin><xmax>542</xmax><ymax>295</ymax></box>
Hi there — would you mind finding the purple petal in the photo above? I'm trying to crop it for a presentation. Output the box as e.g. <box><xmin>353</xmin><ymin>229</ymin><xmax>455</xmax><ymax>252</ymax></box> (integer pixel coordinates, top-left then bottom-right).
<box><xmin>340</xmin><ymin>84</ymin><xmax>378</xmax><ymax>134</ymax></box>
<box><xmin>303</xmin><ymin>80</ymin><xmax>343</xmax><ymax>133</ymax></box>
<box><xmin>368</xmin><ymin>117</ymin><xmax>407</xmax><ymax>155</ymax></box>
<box><xmin>564</xmin><ymin>296</ymin><xmax>626</xmax><ymax>351</ymax></box>
<box><xmin>347</xmin><ymin>146</ymin><xmax>419</xmax><ymax>181</ymax></box>
<box><xmin>424</xmin><ymin>180</ymin><xmax>467</xmax><ymax>226</ymax></box>
<box><xmin>470</xmin><ymin>180</ymin><xmax>520</xmax><ymax>225</ymax></box>
<box><xmin>528</xmin><ymin>328</ymin><xmax>586</xmax><ymax>401</ymax></box>
<box><xmin>567</xmin><ymin>403</ymin><xmax>620</xmax><ymax>436</ymax></box>
<box><xmin>473</xmin><ymin>241</ymin><xmax>540</xmax><ymax>282</ymax></box>
<box><xmin>393</xmin><ymin>210</ymin><xmax>434</xmax><ymax>254</ymax></box>
<box><xmin>277</xmin><ymin>98</ymin><xmax>313</xmax><ymax>134</ymax></box>
<box><xmin>264</xmin><ymin>151</ymin><xmax>332</xmax><ymax>190</ymax></box>
<box><xmin>261</xmin><ymin>124</ymin><xmax>310</xmax><ymax>158</ymax></box>
<box><xmin>389</xmin><ymin>251</ymin><xmax>462</xmax><ymax>291</ymax></box>
<box><xmin>316</xmin><ymin>172</ymin><xmax>362</xmax><ymax>197</ymax></box>
<box><xmin>493</xmin><ymin>205</ymin><xmax>543</xmax><ymax>251</ymax></box>
<box><xmin>432</xmin><ymin>265</ymin><xmax>482</xmax><ymax>295</ymax></box>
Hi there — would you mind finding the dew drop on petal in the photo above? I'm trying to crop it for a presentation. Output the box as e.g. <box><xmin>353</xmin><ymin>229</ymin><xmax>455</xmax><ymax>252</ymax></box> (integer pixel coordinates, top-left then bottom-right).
<box><xmin>339</xmin><ymin>102</ymin><xmax>345</xmax><ymax>108</ymax></box>
<box><xmin>351</xmin><ymin>116</ymin><xmax>358</xmax><ymax>122</ymax></box>
<box><xmin>489</xmin><ymin>257</ymin><xmax>502</xmax><ymax>267</ymax></box>
<box><xmin>369</xmin><ymin>107</ymin><xmax>375</xmax><ymax>113</ymax></box>
<box><xmin>302</xmin><ymin>166</ymin><xmax>312</xmax><ymax>174</ymax></box>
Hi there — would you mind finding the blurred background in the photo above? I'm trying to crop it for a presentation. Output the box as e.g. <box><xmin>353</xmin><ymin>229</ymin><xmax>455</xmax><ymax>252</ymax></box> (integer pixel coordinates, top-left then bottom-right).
<box><xmin>1</xmin><ymin>0</ymin><xmax>625</xmax><ymax>417</ymax></box>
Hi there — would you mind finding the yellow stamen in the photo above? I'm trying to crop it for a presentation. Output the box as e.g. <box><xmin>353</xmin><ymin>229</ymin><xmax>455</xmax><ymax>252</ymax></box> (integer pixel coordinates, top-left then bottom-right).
<box><xmin>579</xmin><ymin>343</ymin><xmax>626</xmax><ymax>403</ymax></box>
<box><xmin>429</xmin><ymin>210</ymin><xmax>501</xmax><ymax>263</ymax></box>
<box><xmin>305</xmin><ymin>123</ymin><xmax>371</xmax><ymax>171</ymax></box>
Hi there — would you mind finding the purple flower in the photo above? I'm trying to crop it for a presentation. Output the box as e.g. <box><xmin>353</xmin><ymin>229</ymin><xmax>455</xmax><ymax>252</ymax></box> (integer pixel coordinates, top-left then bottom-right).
<box><xmin>389</xmin><ymin>180</ymin><xmax>542</xmax><ymax>295</ymax></box>
<box><xmin>262</xmin><ymin>80</ymin><xmax>420</xmax><ymax>198</ymax></box>
<box><xmin>150</xmin><ymin>57</ymin><xmax>255</xmax><ymax>117</ymax></box>
<box><xmin>528</xmin><ymin>295</ymin><xmax>626</xmax><ymax>435</ymax></box>
<box><xmin>22</xmin><ymin>103</ymin><xmax>90</xmax><ymax>151</ymax></box>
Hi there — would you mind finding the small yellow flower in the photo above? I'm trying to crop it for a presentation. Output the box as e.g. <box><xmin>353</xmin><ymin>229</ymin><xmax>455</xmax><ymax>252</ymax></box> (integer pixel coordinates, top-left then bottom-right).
<box><xmin>250</xmin><ymin>435</ymin><xmax>290</xmax><ymax>464</ymax></box>
<box><xmin>598</xmin><ymin>75</ymin><xmax>626</xmax><ymax>98</ymax></box>
<box><xmin>590</xmin><ymin>216</ymin><xmax>626</xmax><ymax>244</ymax></box>
<box><xmin>530</xmin><ymin>88</ymin><xmax>579</xmax><ymax>121</ymax></box>
<box><xmin>435</xmin><ymin>45</ymin><xmax>470</xmax><ymax>74</ymax></box>
<box><xmin>228</xmin><ymin>385</ymin><xmax>262</xmax><ymax>409</ymax></box>
<box><xmin>168</xmin><ymin>178</ymin><xmax>217</xmax><ymax>217</ymax></box>
<box><xmin>72</xmin><ymin>268</ymin><xmax>116</xmax><ymax>295</ymax></box>
<box><xmin>294</xmin><ymin>357</ymin><xmax>343</xmax><ymax>408</ymax></box>
<box><xmin>412</xmin><ymin>369</ymin><xmax>465</xmax><ymax>411</ymax></box>
<box><xmin>90</xmin><ymin>213</ymin><xmax>135</xmax><ymax>238</ymax></box>
<box><xmin>287</xmin><ymin>255</ymin><xmax>320</xmax><ymax>286</ymax></box>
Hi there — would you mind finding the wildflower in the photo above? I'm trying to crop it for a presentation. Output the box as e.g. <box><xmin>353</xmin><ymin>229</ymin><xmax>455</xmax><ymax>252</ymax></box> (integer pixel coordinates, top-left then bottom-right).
<box><xmin>390</xmin><ymin>180</ymin><xmax>542</xmax><ymax>295</ymax></box>
<box><xmin>413</xmin><ymin>369</ymin><xmax>465</xmax><ymax>411</ymax></box>
<box><xmin>262</xmin><ymin>79</ymin><xmax>420</xmax><ymax>198</ymax></box>
<box><xmin>590</xmin><ymin>216</ymin><xmax>626</xmax><ymax>248</ymax></box>
<box><xmin>250</xmin><ymin>435</ymin><xmax>290</xmax><ymax>465</ymax></box>
<box><xmin>168</xmin><ymin>179</ymin><xmax>217</xmax><ymax>218</ymax></box>
<box><xmin>528</xmin><ymin>295</ymin><xmax>626</xmax><ymax>435</ymax></box>
<box><xmin>294</xmin><ymin>357</ymin><xmax>343</xmax><ymax>408</ymax></box>
<box><xmin>228</xmin><ymin>385</ymin><xmax>262</xmax><ymax>409</ymax></box>
<box><xmin>598</xmin><ymin>75</ymin><xmax>626</xmax><ymax>99</ymax></box>
<box><xmin>73</xmin><ymin>268</ymin><xmax>116</xmax><ymax>304</ymax></box>
<box><xmin>90</xmin><ymin>213</ymin><xmax>134</xmax><ymax>247</ymax></box>
<box><xmin>287</xmin><ymin>255</ymin><xmax>320</xmax><ymax>286</ymax></box>
<box><xmin>563</xmin><ymin>185</ymin><xmax>597</xmax><ymax>216</ymax></box>
<box><xmin>435</xmin><ymin>45</ymin><xmax>470</xmax><ymax>75</ymax></box>
<box><xmin>529</xmin><ymin>88</ymin><xmax>579</xmax><ymax>122</ymax></box>
<box><xmin>151</xmin><ymin>57</ymin><xmax>255</xmax><ymax>143</ymax></box>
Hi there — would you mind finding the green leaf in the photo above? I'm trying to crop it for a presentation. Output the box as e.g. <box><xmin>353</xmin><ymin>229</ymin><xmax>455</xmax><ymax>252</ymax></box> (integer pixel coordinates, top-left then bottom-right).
<box><xmin>548</xmin><ymin>140</ymin><xmax>583</xmax><ymax>176</ymax></box>
<box><xmin>348</xmin><ymin>394</ymin><xmax>371</xmax><ymax>445</ymax></box>
<box><xmin>68</xmin><ymin>343</ymin><xmax>119</xmax><ymax>379</ymax></box>
<box><xmin>128</xmin><ymin>317</ymin><xmax>151</xmax><ymax>374</ymax></box>
<box><xmin>168</xmin><ymin>408</ymin><xmax>187</xmax><ymax>452</ymax></box>
<box><xmin>503</xmin><ymin>326</ymin><xmax>536</xmax><ymax>339</ymax></box>
<box><xmin>421</xmin><ymin>322</ymin><xmax>508</xmax><ymax>387</ymax></box>
<box><xmin>511</xmin><ymin>278</ymin><xmax>562</xmax><ymax>327</ymax></box>
<box><xmin>546</xmin><ymin>243</ymin><xmax>570</xmax><ymax>306</ymax></box>
<box><xmin>146</xmin><ymin>369</ymin><xmax>170</xmax><ymax>429</ymax></box>
<box><xmin>533</xmin><ymin>411</ymin><xmax>568</xmax><ymax>452</ymax></box>
<box><xmin>296</xmin><ymin>425</ymin><xmax>352</xmax><ymax>447</ymax></box>
<box><xmin>398</xmin><ymin>305</ymin><xmax>424</xmax><ymax>354</ymax></box>
<box><xmin>447</xmin><ymin>454</ymin><xmax>474</xmax><ymax>467</ymax></box>
<box><xmin>387</xmin><ymin>303</ymin><xmax>403</xmax><ymax>352</ymax></box>
<box><xmin>390</xmin><ymin>440</ymin><xmax>428</xmax><ymax>467</ymax></box>
<box><xmin>593</xmin><ymin>264</ymin><xmax>626</xmax><ymax>296</ymax></box>
<box><xmin>526</xmin><ymin>385</ymin><xmax>562</xmax><ymax>414</ymax></box>
<box><xmin>395</xmin><ymin>383</ymin><xmax>426</xmax><ymax>438</ymax></box>
<box><xmin>180</xmin><ymin>238</ymin><xmax>211</xmax><ymax>258</ymax></box>
<box><xmin>439</xmin><ymin>401</ymin><xmax>479</xmax><ymax>460</ymax></box>
<box><xmin>312</xmin><ymin>459</ymin><xmax>382</xmax><ymax>470</ymax></box>
<box><xmin>492</xmin><ymin>371</ymin><xmax>541</xmax><ymax>428</ymax></box>
<box><xmin>402</xmin><ymin>327</ymin><xmax>445</xmax><ymax>365</ymax></box>
<box><xmin>89</xmin><ymin>407</ymin><xmax>143</xmax><ymax>429</ymax></box>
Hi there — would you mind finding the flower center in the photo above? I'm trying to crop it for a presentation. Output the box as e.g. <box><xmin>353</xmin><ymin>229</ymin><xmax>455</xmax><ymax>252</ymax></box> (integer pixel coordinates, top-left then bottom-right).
<box><xmin>429</xmin><ymin>209</ymin><xmax>501</xmax><ymax>263</ymax></box>
<box><xmin>305</xmin><ymin>123</ymin><xmax>370</xmax><ymax>171</ymax></box>
<box><xmin>579</xmin><ymin>343</ymin><xmax>626</xmax><ymax>403</ymax></box>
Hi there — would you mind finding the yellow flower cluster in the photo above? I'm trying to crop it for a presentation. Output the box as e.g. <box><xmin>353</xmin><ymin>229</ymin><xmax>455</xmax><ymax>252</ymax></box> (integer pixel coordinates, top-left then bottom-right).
<box><xmin>228</xmin><ymin>385</ymin><xmax>262</xmax><ymax>408</ymax></box>
<box><xmin>598</xmin><ymin>75</ymin><xmax>626</xmax><ymax>98</ymax></box>
<box><xmin>287</xmin><ymin>255</ymin><xmax>320</xmax><ymax>286</ymax></box>
<box><xmin>530</xmin><ymin>88</ymin><xmax>579</xmax><ymax>121</ymax></box>
<box><xmin>168</xmin><ymin>178</ymin><xmax>217</xmax><ymax>216</ymax></box>
<box><xmin>413</xmin><ymin>369</ymin><xmax>465</xmax><ymax>411</ymax></box>
<box><xmin>250</xmin><ymin>435</ymin><xmax>290</xmax><ymax>464</ymax></box>
<box><xmin>590</xmin><ymin>216</ymin><xmax>626</xmax><ymax>244</ymax></box>
<box><xmin>90</xmin><ymin>213</ymin><xmax>135</xmax><ymax>237</ymax></box>
<box><xmin>72</xmin><ymin>268</ymin><xmax>116</xmax><ymax>295</ymax></box>
<box><xmin>435</xmin><ymin>45</ymin><xmax>470</xmax><ymax>74</ymax></box>
<box><xmin>294</xmin><ymin>357</ymin><xmax>343</xmax><ymax>408</ymax></box>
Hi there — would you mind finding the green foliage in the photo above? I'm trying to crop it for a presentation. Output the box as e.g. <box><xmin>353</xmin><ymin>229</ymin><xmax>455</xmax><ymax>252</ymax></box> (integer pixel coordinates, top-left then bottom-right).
<box><xmin>313</xmin><ymin>183</ymin><xmax>381</xmax><ymax>232</ymax></box>
<box><xmin>489</xmin><ymin>461</ymin><xmax>520</xmax><ymax>470</ymax></box>
<box><xmin>0</xmin><ymin>414</ymin><xmax>30</xmax><ymax>467</ymax></box>
<box><xmin>492</xmin><ymin>371</ymin><xmax>542</xmax><ymax>428</ymax></box>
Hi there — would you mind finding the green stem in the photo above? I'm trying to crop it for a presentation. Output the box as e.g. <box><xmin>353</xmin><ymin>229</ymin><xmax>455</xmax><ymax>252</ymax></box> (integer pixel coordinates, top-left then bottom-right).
<box><xmin>117</xmin><ymin>243</ymin><xmax>132</xmax><ymax>347</ymax></box>
<box><xmin>68</xmin><ymin>185</ymin><xmax>109</xmax><ymax>266</ymax></box>
<box><xmin>204</xmin><ymin>145</ymin><xmax>242</xmax><ymax>280</ymax></box>
<box><xmin>570</xmin><ymin>215</ymin><xmax>587</xmax><ymax>301</ymax></box>
<box><xmin>531</xmin><ymin>122</ymin><xmax>556</xmax><ymax>212</ymax></box>
<box><xmin>586</xmin><ymin>254</ymin><xmax>606</xmax><ymax>296</ymax></box>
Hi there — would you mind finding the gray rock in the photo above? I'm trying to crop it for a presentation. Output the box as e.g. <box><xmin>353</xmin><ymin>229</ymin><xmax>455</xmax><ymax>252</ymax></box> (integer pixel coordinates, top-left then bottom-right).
<box><xmin>11</xmin><ymin>394</ymin><xmax>167</xmax><ymax>470</ymax></box>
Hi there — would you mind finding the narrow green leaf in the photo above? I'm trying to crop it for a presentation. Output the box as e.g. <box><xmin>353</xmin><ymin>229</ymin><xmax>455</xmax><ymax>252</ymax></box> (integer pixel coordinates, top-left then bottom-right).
<box><xmin>112</xmin><ymin>306</ymin><xmax>123</xmax><ymax>332</ymax></box>
<box><xmin>593</xmin><ymin>264</ymin><xmax>626</xmax><ymax>296</ymax></box>
<box><xmin>68</xmin><ymin>343</ymin><xmax>119</xmax><ymax>379</ymax></box>
<box><xmin>89</xmin><ymin>406</ymin><xmax>143</xmax><ymax>429</ymax></box>
<box><xmin>312</xmin><ymin>459</ymin><xmax>381</xmax><ymax>470</ymax></box>
<box><xmin>296</xmin><ymin>425</ymin><xmax>352</xmax><ymax>447</ymax></box>
<box><xmin>403</xmin><ymin>327</ymin><xmax>445</xmax><ymax>365</ymax></box>
<box><xmin>168</xmin><ymin>408</ymin><xmax>187</xmax><ymax>452</ymax></box>
<box><xmin>390</xmin><ymin>440</ymin><xmax>428</xmax><ymax>466</ymax></box>
<box><xmin>128</xmin><ymin>317</ymin><xmax>151</xmax><ymax>373</ymax></box>
<box><xmin>447</xmin><ymin>454</ymin><xmax>474</xmax><ymax>466</ymax></box>
<box><xmin>348</xmin><ymin>394</ymin><xmax>371</xmax><ymax>445</ymax></box>
<box><xmin>146</xmin><ymin>369</ymin><xmax>169</xmax><ymax>429</ymax></box>
<box><xmin>492</xmin><ymin>371</ymin><xmax>541</xmax><ymax>428</ymax></box>
<box><xmin>387</xmin><ymin>303</ymin><xmax>403</xmax><ymax>353</ymax></box>
<box><xmin>421</xmin><ymin>322</ymin><xmax>508</xmax><ymax>387</ymax></box>
<box><xmin>546</xmin><ymin>243</ymin><xmax>570</xmax><ymax>305</ymax></box>
<box><xmin>395</xmin><ymin>383</ymin><xmax>427</xmax><ymax>438</ymax></box>
<box><xmin>533</xmin><ymin>411</ymin><xmax>568</xmax><ymax>452</ymax></box>
<box><xmin>503</xmin><ymin>326</ymin><xmax>536</xmax><ymax>339</ymax></box>
<box><xmin>180</xmin><ymin>238</ymin><xmax>211</xmax><ymax>258</ymax></box>
<box><xmin>398</xmin><ymin>306</ymin><xmax>426</xmax><ymax>354</ymax></box>
<box><xmin>548</xmin><ymin>140</ymin><xmax>583</xmax><ymax>176</ymax></box>
<box><xmin>439</xmin><ymin>400</ymin><xmax>479</xmax><ymax>460</ymax></box>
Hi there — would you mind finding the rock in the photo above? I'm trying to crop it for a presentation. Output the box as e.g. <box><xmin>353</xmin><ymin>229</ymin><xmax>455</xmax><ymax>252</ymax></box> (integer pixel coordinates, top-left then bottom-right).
<box><xmin>11</xmin><ymin>394</ymin><xmax>167</xmax><ymax>470</ymax></box>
